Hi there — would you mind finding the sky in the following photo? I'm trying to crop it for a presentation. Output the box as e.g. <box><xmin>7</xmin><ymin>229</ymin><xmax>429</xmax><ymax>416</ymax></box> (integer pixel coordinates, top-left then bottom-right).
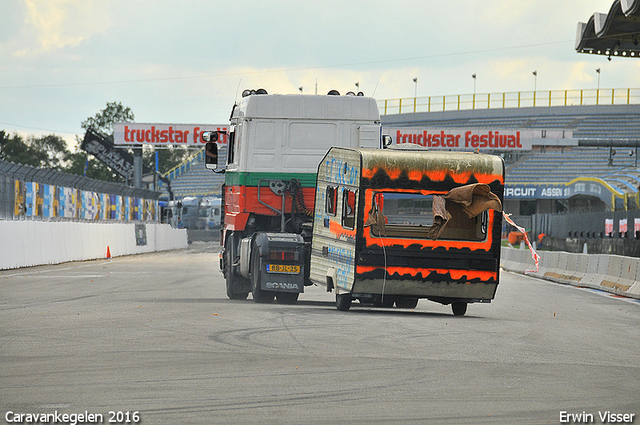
<box><xmin>1</xmin><ymin>0</ymin><xmax>638</xmax><ymax>149</ymax></box>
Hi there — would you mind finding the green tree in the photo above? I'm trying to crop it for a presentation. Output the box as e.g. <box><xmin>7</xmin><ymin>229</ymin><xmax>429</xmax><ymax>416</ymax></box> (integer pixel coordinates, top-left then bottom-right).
<box><xmin>81</xmin><ymin>101</ymin><xmax>135</xmax><ymax>138</ymax></box>
<box><xmin>0</xmin><ymin>130</ymin><xmax>71</xmax><ymax>170</ymax></box>
<box><xmin>0</xmin><ymin>131</ymin><xmax>33</xmax><ymax>165</ymax></box>
<box><xmin>70</xmin><ymin>101</ymin><xmax>137</xmax><ymax>183</ymax></box>
<box><xmin>27</xmin><ymin>134</ymin><xmax>71</xmax><ymax>170</ymax></box>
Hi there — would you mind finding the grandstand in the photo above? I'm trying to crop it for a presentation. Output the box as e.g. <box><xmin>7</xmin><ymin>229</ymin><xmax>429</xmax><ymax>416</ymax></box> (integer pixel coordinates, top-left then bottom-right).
<box><xmin>382</xmin><ymin>102</ymin><xmax>640</xmax><ymax>213</ymax></box>
<box><xmin>158</xmin><ymin>145</ymin><xmax>226</xmax><ymax>200</ymax></box>
<box><xmin>158</xmin><ymin>98</ymin><xmax>640</xmax><ymax>214</ymax></box>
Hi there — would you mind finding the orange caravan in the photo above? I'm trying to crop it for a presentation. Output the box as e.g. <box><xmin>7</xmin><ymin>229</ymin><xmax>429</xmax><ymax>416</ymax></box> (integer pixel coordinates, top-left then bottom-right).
<box><xmin>310</xmin><ymin>145</ymin><xmax>505</xmax><ymax>315</ymax></box>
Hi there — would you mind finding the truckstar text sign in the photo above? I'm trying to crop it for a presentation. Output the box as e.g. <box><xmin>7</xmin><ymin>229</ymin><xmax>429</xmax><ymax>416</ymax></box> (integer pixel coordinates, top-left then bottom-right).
<box><xmin>384</xmin><ymin>127</ymin><xmax>574</xmax><ymax>151</ymax></box>
<box><xmin>114</xmin><ymin>123</ymin><xmax>228</xmax><ymax>146</ymax></box>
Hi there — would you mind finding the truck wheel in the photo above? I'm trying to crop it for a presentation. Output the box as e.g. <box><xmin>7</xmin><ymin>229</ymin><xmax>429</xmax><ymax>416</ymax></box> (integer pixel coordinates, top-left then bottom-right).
<box><xmin>452</xmin><ymin>302</ymin><xmax>467</xmax><ymax>316</ymax></box>
<box><xmin>251</xmin><ymin>244</ymin><xmax>274</xmax><ymax>303</ymax></box>
<box><xmin>336</xmin><ymin>293</ymin><xmax>352</xmax><ymax>311</ymax></box>
<box><xmin>395</xmin><ymin>297</ymin><xmax>418</xmax><ymax>309</ymax></box>
<box><xmin>275</xmin><ymin>292</ymin><xmax>299</xmax><ymax>304</ymax></box>
<box><xmin>224</xmin><ymin>236</ymin><xmax>248</xmax><ymax>300</ymax></box>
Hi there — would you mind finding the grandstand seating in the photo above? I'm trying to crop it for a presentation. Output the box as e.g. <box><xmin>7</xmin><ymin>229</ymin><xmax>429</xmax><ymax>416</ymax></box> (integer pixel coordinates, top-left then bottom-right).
<box><xmin>158</xmin><ymin>146</ymin><xmax>226</xmax><ymax>200</ymax></box>
<box><xmin>382</xmin><ymin>103</ymin><xmax>640</xmax><ymax>196</ymax></box>
<box><xmin>161</xmin><ymin>104</ymin><xmax>640</xmax><ymax>200</ymax></box>
<box><xmin>505</xmin><ymin>147</ymin><xmax>640</xmax><ymax>194</ymax></box>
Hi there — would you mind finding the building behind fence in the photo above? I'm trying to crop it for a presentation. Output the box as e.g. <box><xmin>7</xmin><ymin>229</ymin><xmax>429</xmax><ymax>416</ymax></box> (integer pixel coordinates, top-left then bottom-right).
<box><xmin>0</xmin><ymin>160</ymin><xmax>160</xmax><ymax>222</ymax></box>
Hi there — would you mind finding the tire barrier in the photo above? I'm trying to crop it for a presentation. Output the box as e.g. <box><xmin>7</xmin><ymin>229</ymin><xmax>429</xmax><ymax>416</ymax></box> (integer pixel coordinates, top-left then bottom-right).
<box><xmin>501</xmin><ymin>246</ymin><xmax>640</xmax><ymax>300</ymax></box>
<box><xmin>0</xmin><ymin>221</ymin><xmax>188</xmax><ymax>270</ymax></box>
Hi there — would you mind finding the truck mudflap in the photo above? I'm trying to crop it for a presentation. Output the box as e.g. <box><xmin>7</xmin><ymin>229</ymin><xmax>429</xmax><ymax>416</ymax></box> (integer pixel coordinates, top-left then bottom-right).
<box><xmin>253</xmin><ymin>233</ymin><xmax>306</xmax><ymax>294</ymax></box>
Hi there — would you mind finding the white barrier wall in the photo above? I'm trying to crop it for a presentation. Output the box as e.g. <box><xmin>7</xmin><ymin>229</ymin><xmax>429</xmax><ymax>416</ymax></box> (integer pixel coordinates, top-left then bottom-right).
<box><xmin>501</xmin><ymin>247</ymin><xmax>640</xmax><ymax>299</ymax></box>
<box><xmin>0</xmin><ymin>221</ymin><xmax>188</xmax><ymax>270</ymax></box>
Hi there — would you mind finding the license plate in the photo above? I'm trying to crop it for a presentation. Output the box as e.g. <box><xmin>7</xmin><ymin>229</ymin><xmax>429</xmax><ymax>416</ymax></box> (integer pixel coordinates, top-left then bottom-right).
<box><xmin>266</xmin><ymin>264</ymin><xmax>300</xmax><ymax>274</ymax></box>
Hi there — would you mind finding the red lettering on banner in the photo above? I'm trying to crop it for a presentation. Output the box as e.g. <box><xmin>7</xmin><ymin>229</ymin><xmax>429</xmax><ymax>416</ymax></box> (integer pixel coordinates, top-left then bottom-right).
<box><xmin>395</xmin><ymin>128</ymin><xmax>523</xmax><ymax>150</ymax></box>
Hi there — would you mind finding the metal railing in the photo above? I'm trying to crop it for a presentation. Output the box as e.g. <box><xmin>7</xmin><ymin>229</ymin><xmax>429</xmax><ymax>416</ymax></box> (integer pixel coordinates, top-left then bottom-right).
<box><xmin>0</xmin><ymin>160</ymin><xmax>160</xmax><ymax>222</ymax></box>
<box><xmin>378</xmin><ymin>88</ymin><xmax>640</xmax><ymax>115</ymax></box>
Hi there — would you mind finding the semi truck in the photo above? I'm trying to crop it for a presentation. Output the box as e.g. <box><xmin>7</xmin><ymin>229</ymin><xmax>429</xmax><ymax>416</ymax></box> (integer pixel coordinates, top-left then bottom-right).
<box><xmin>203</xmin><ymin>89</ymin><xmax>504</xmax><ymax>314</ymax></box>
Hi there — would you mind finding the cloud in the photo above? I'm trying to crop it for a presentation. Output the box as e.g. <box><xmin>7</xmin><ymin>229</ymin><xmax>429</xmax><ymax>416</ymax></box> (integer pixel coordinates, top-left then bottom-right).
<box><xmin>13</xmin><ymin>0</ymin><xmax>110</xmax><ymax>57</ymax></box>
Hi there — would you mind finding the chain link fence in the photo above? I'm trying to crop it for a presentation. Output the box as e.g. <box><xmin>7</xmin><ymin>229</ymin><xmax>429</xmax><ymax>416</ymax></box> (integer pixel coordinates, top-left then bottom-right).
<box><xmin>0</xmin><ymin>160</ymin><xmax>160</xmax><ymax>222</ymax></box>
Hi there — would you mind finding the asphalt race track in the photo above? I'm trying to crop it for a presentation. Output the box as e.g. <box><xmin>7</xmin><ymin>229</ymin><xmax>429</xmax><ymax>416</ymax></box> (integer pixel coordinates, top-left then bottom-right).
<box><xmin>1</xmin><ymin>242</ymin><xmax>639</xmax><ymax>424</ymax></box>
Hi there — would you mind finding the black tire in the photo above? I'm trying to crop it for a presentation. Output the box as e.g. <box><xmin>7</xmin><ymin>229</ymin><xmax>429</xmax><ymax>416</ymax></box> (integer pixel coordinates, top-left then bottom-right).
<box><xmin>452</xmin><ymin>302</ymin><xmax>467</xmax><ymax>316</ymax></box>
<box><xmin>224</xmin><ymin>235</ymin><xmax>249</xmax><ymax>300</ymax></box>
<box><xmin>395</xmin><ymin>297</ymin><xmax>419</xmax><ymax>309</ymax></box>
<box><xmin>251</xmin><ymin>244</ymin><xmax>274</xmax><ymax>303</ymax></box>
<box><xmin>275</xmin><ymin>292</ymin><xmax>299</xmax><ymax>304</ymax></box>
<box><xmin>336</xmin><ymin>293</ymin><xmax>352</xmax><ymax>311</ymax></box>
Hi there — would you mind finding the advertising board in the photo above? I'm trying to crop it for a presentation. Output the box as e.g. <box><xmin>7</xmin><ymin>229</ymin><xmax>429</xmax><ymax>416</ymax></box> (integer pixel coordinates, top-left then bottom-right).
<box><xmin>114</xmin><ymin>123</ymin><xmax>228</xmax><ymax>146</ymax></box>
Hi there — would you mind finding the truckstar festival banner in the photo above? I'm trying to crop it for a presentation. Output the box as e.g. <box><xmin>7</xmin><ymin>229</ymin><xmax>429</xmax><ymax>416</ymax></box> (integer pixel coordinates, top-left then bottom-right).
<box><xmin>384</xmin><ymin>127</ymin><xmax>574</xmax><ymax>151</ymax></box>
<box><xmin>114</xmin><ymin>123</ymin><xmax>228</xmax><ymax>146</ymax></box>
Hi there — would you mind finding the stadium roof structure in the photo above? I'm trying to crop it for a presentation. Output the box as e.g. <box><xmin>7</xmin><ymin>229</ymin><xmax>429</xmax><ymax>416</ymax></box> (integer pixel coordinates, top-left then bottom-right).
<box><xmin>576</xmin><ymin>0</ymin><xmax>640</xmax><ymax>58</ymax></box>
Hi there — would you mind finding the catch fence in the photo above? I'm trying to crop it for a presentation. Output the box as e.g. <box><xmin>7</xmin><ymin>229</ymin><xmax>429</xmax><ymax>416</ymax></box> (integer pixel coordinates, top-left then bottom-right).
<box><xmin>0</xmin><ymin>160</ymin><xmax>160</xmax><ymax>222</ymax></box>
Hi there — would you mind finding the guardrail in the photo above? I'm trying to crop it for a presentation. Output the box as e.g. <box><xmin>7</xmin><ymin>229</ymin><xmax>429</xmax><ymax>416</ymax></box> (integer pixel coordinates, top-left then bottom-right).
<box><xmin>378</xmin><ymin>88</ymin><xmax>640</xmax><ymax>115</ymax></box>
<box><xmin>501</xmin><ymin>246</ymin><xmax>640</xmax><ymax>300</ymax></box>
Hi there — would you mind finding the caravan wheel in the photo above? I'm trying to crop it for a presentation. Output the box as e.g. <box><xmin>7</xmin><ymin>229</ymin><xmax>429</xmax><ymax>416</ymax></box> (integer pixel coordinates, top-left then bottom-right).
<box><xmin>452</xmin><ymin>302</ymin><xmax>467</xmax><ymax>316</ymax></box>
<box><xmin>336</xmin><ymin>293</ymin><xmax>352</xmax><ymax>311</ymax></box>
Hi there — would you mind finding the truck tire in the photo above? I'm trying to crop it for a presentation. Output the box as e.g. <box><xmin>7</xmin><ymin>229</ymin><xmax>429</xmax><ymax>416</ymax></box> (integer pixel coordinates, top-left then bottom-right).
<box><xmin>336</xmin><ymin>293</ymin><xmax>352</xmax><ymax>311</ymax></box>
<box><xmin>251</xmin><ymin>243</ymin><xmax>274</xmax><ymax>303</ymax></box>
<box><xmin>275</xmin><ymin>292</ymin><xmax>299</xmax><ymax>304</ymax></box>
<box><xmin>224</xmin><ymin>235</ymin><xmax>249</xmax><ymax>300</ymax></box>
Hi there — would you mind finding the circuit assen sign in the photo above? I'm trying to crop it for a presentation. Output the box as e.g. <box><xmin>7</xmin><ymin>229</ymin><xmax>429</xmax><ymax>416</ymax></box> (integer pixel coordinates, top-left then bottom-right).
<box><xmin>385</xmin><ymin>127</ymin><xmax>575</xmax><ymax>151</ymax></box>
<box><xmin>114</xmin><ymin>123</ymin><xmax>228</xmax><ymax>146</ymax></box>
<box><xmin>505</xmin><ymin>180</ymin><xmax>615</xmax><ymax>208</ymax></box>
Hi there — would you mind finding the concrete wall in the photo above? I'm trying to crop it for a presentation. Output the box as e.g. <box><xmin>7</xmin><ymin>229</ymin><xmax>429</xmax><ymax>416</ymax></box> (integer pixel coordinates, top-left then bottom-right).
<box><xmin>0</xmin><ymin>221</ymin><xmax>188</xmax><ymax>270</ymax></box>
<box><xmin>501</xmin><ymin>246</ymin><xmax>640</xmax><ymax>300</ymax></box>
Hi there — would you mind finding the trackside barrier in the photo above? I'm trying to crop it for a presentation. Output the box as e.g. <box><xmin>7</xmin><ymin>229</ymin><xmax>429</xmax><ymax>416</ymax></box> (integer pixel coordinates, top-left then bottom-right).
<box><xmin>0</xmin><ymin>221</ymin><xmax>188</xmax><ymax>270</ymax></box>
<box><xmin>501</xmin><ymin>247</ymin><xmax>640</xmax><ymax>300</ymax></box>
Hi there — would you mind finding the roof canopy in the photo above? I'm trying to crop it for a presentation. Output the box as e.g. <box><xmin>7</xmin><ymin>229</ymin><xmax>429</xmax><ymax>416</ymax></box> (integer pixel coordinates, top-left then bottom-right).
<box><xmin>576</xmin><ymin>0</ymin><xmax>640</xmax><ymax>58</ymax></box>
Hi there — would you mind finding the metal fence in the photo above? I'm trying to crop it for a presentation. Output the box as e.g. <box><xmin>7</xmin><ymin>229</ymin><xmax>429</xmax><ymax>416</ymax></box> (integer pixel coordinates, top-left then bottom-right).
<box><xmin>0</xmin><ymin>160</ymin><xmax>160</xmax><ymax>222</ymax></box>
<box><xmin>378</xmin><ymin>88</ymin><xmax>640</xmax><ymax>115</ymax></box>
<box><xmin>531</xmin><ymin>210</ymin><xmax>640</xmax><ymax>239</ymax></box>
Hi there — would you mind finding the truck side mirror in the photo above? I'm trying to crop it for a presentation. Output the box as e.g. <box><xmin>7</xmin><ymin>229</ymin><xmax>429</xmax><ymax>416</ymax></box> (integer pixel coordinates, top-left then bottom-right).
<box><xmin>382</xmin><ymin>135</ymin><xmax>393</xmax><ymax>148</ymax></box>
<box><xmin>204</xmin><ymin>141</ymin><xmax>218</xmax><ymax>170</ymax></box>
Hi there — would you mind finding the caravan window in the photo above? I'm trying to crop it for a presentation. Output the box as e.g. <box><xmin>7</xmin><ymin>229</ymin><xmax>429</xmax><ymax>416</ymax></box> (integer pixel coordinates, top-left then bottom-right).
<box><xmin>370</xmin><ymin>191</ymin><xmax>487</xmax><ymax>241</ymax></box>
<box><xmin>325</xmin><ymin>186</ymin><xmax>338</xmax><ymax>216</ymax></box>
<box><xmin>342</xmin><ymin>189</ymin><xmax>357</xmax><ymax>229</ymax></box>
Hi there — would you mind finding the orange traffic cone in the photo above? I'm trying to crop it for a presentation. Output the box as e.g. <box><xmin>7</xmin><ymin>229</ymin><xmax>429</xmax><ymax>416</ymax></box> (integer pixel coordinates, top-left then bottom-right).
<box><xmin>106</xmin><ymin>246</ymin><xmax>111</xmax><ymax>259</ymax></box>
